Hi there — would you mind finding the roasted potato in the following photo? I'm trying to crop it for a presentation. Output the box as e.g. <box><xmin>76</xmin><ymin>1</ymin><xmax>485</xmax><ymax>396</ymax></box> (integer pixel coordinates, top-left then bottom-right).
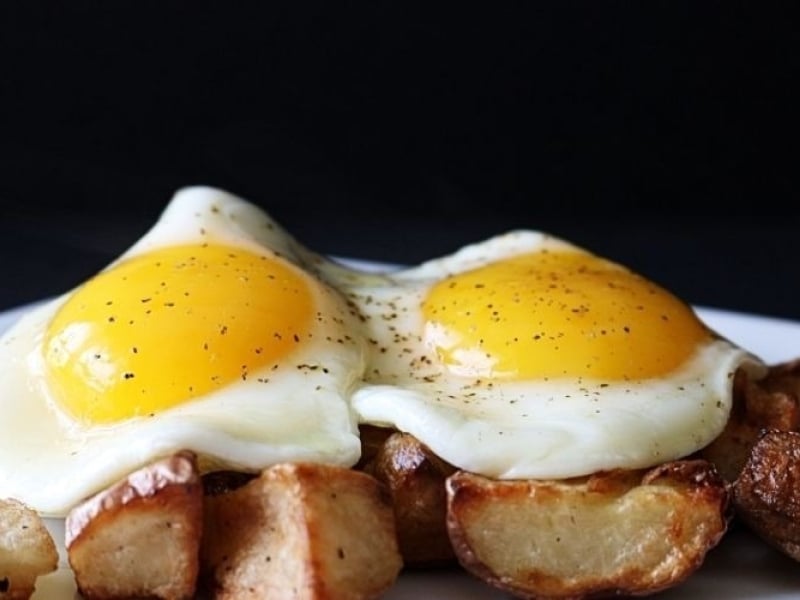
<box><xmin>0</xmin><ymin>498</ymin><xmax>59</xmax><ymax>600</ymax></box>
<box><xmin>700</xmin><ymin>363</ymin><xmax>800</xmax><ymax>483</ymax></box>
<box><xmin>732</xmin><ymin>429</ymin><xmax>800</xmax><ymax>561</ymax></box>
<box><xmin>201</xmin><ymin>461</ymin><xmax>403</xmax><ymax>600</ymax></box>
<box><xmin>65</xmin><ymin>451</ymin><xmax>203</xmax><ymax>600</ymax></box>
<box><xmin>361</xmin><ymin>430</ymin><xmax>456</xmax><ymax>567</ymax></box>
<box><xmin>446</xmin><ymin>460</ymin><xmax>729</xmax><ymax>599</ymax></box>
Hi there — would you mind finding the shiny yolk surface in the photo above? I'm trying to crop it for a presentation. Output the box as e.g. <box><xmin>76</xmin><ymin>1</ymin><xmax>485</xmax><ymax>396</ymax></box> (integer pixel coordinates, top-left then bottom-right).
<box><xmin>44</xmin><ymin>244</ymin><xmax>315</xmax><ymax>423</ymax></box>
<box><xmin>422</xmin><ymin>250</ymin><xmax>710</xmax><ymax>380</ymax></box>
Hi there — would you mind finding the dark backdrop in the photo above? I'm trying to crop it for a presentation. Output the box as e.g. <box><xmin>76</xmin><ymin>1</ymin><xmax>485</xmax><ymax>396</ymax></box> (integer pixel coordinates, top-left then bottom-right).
<box><xmin>1</xmin><ymin>2</ymin><xmax>798</xmax><ymax>319</ymax></box>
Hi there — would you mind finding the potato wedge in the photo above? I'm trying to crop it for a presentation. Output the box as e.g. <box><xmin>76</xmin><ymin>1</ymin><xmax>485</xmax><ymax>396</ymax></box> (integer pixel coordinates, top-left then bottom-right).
<box><xmin>700</xmin><ymin>364</ymin><xmax>800</xmax><ymax>482</ymax></box>
<box><xmin>201</xmin><ymin>461</ymin><xmax>403</xmax><ymax>600</ymax></box>
<box><xmin>446</xmin><ymin>460</ymin><xmax>729</xmax><ymax>599</ymax></box>
<box><xmin>361</xmin><ymin>431</ymin><xmax>456</xmax><ymax>567</ymax></box>
<box><xmin>732</xmin><ymin>429</ymin><xmax>800</xmax><ymax>561</ymax></box>
<box><xmin>65</xmin><ymin>451</ymin><xmax>203</xmax><ymax>600</ymax></box>
<box><xmin>0</xmin><ymin>498</ymin><xmax>59</xmax><ymax>600</ymax></box>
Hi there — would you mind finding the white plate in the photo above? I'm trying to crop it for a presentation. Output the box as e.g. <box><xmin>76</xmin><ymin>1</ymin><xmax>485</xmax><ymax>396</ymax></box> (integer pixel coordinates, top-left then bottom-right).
<box><xmin>2</xmin><ymin>284</ymin><xmax>800</xmax><ymax>599</ymax></box>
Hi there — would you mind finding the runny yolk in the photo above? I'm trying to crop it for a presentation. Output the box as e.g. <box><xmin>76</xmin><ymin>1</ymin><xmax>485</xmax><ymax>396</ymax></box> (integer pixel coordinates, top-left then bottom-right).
<box><xmin>44</xmin><ymin>244</ymin><xmax>314</xmax><ymax>424</ymax></box>
<box><xmin>422</xmin><ymin>250</ymin><xmax>710</xmax><ymax>380</ymax></box>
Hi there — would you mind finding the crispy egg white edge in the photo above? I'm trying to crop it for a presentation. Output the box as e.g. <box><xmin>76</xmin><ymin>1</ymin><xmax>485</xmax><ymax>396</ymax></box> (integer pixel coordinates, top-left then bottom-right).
<box><xmin>0</xmin><ymin>187</ymin><xmax>365</xmax><ymax>516</ymax></box>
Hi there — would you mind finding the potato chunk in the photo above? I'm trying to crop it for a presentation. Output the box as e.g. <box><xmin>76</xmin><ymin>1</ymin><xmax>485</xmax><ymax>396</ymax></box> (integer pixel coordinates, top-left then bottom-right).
<box><xmin>361</xmin><ymin>431</ymin><xmax>456</xmax><ymax>567</ymax></box>
<box><xmin>0</xmin><ymin>498</ymin><xmax>58</xmax><ymax>600</ymax></box>
<box><xmin>446</xmin><ymin>460</ymin><xmax>729</xmax><ymax>599</ymax></box>
<box><xmin>201</xmin><ymin>462</ymin><xmax>403</xmax><ymax>600</ymax></box>
<box><xmin>701</xmin><ymin>363</ymin><xmax>800</xmax><ymax>482</ymax></box>
<box><xmin>733</xmin><ymin>429</ymin><xmax>800</xmax><ymax>561</ymax></box>
<box><xmin>65</xmin><ymin>451</ymin><xmax>203</xmax><ymax>600</ymax></box>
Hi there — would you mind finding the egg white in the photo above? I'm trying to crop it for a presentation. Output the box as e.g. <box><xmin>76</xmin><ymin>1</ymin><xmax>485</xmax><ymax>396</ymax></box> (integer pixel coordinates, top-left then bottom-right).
<box><xmin>0</xmin><ymin>188</ymin><xmax>769</xmax><ymax>517</ymax></box>
<box><xmin>0</xmin><ymin>187</ymin><xmax>366</xmax><ymax>516</ymax></box>
<box><xmin>319</xmin><ymin>232</ymin><xmax>767</xmax><ymax>480</ymax></box>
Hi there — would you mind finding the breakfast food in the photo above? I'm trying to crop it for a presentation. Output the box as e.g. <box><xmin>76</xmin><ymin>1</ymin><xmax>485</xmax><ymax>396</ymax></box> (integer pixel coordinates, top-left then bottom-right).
<box><xmin>201</xmin><ymin>461</ymin><xmax>402</xmax><ymax>599</ymax></box>
<box><xmin>0</xmin><ymin>185</ymin><xmax>795</xmax><ymax>598</ymax></box>
<box><xmin>446</xmin><ymin>461</ymin><xmax>729</xmax><ymax>598</ymax></box>
<box><xmin>0</xmin><ymin>188</ymin><xmax>365</xmax><ymax>517</ymax></box>
<box><xmin>732</xmin><ymin>428</ymin><xmax>800</xmax><ymax>561</ymax></box>
<box><xmin>65</xmin><ymin>451</ymin><xmax>203</xmax><ymax>600</ymax></box>
<box><xmin>359</xmin><ymin>428</ymin><xmax>456</xmax><ymax>567</ymax></box>
<box><xmin>0</xmin><ymin>498</ymin><xmax>58</xmax><ymax>600</ymax></box>
<box><xmin>700</xmin><ymin>360</ymin><xmax>800</xmax><ymax>483</ymax></box>
<box><xmin>328</xmin><ymin>223</ymin><xmax>764</xmax><ymax>482</ymax></box>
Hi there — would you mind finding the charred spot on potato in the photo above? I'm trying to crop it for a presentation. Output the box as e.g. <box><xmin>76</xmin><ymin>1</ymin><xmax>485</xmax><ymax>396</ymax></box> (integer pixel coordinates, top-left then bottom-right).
<box><xmin>202</xmin><ymin>470</ymin><xmax>257</xmax><ymax>497</ymax></box>
<box><xmin>733</xmin><ymin>429</ymin><xmax>800</xmax><ymax>561</ymax></box>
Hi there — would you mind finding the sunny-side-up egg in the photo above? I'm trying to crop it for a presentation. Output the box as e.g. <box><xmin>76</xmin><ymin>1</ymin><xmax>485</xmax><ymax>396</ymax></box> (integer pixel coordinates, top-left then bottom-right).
<box><xmin>0</xmin><ymin>187</ymin><xmax>367</xmax><ymax>517</ymax></box>
<box><xmin>315</xmin><ymin>231</ymin><xmax>768</xmax><ymax>480</ymax></box>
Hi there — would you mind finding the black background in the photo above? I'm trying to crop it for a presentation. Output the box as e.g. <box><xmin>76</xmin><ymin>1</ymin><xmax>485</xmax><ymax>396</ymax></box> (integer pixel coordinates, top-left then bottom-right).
<box><xmin>1</xmin><ymin>2</ymin><xmax>798</xmax><ymax>320</ymax></box>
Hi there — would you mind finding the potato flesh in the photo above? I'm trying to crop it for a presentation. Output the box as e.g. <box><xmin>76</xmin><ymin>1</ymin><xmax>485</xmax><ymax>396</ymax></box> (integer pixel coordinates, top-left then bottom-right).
<box><xmin>65</xmin><ymin>451</ymin><xmax>203</xmax><ymax>600</ymax></box>
<box><xmin>447</xmin><ymin>462</ymin><xmax>729</xmax><ymax>598</ymax></box>
<box><xmin>202</xmin><ymin>462</ymin><xmax>403</xmax><ymax>600</ymax></box>
<box><xmin>0</xmin><ymin>498</ymin><xmax>59</xmax><ymax>600</ymax></box>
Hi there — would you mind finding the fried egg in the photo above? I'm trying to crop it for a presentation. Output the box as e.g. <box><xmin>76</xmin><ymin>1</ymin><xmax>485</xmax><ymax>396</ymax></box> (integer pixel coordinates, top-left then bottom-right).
<box><xmin>320</xmin><ymin>232</ymin><xmax>767</xmax><ymax>479</ymax></box>
<box><xmin>0</xmin><ymin>187</ymin><xmax>366</xmax><ymax>516</ymax></box>
<box><xmin>0</xmin><ymin>186</ymin><xmax>768</xmax><ymax>518</ymax></box>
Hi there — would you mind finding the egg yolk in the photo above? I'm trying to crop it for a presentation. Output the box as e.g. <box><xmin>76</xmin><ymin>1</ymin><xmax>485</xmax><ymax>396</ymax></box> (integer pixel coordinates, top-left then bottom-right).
<box><xmin>422</xmin><ymin>250</ymin><xmax>710</xmax><ymax>380</ymax></box>
<box><xmin>44</xmin><ymin>244</ymin><xmax>315</xmax><ymax>424</ymax></box>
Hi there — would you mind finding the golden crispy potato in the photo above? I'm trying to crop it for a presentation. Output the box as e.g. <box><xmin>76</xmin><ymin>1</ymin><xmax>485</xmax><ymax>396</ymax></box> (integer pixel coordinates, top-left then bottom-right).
<box><xmin>201</xmin><ymin>461</ymin><xmax>403</xmax><ymax>600</ymax></box>
<box><xmin>361</xmin><ymin>431</ymin><xmax>456</xmax><ymax>567</ymax></box>
<box><xmin>0</xmin><ymin>498</ymin><xmax>59</xmax><ymax>600</ymax></box>
<box><xmin>446</xmin><ymin>460</ymin><xmax>729</xmax><ymax>599</ymax></box>
<box><xmin>700</xmin><ymin>365</ymin><xmax>800</xmax><ymax>482</ymax></box>
<box><xmin>733</xmin><ymin>429</ymin><xmax>800</xmax><ymax>561</ymax></box>
<box><xmin>65</xmin><ymin>451</ymin><xmax>203</xmax><ymax>600</ymax></box>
